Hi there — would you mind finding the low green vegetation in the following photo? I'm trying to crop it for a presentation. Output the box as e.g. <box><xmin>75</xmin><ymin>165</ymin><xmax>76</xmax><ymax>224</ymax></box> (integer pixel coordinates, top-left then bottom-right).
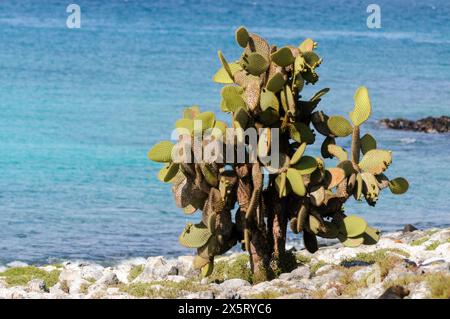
<box><xmin>411</xmin><ymin>236</ymin><xmax>429</xmax><ymax>246</ymax></box>
<box><xmin>295</xmin><ymin>253</ymin><xmax>311</xmax><ymax>265</ymax></box>
<box><xmin>127</xmin><ymin>265</ymin><xmax>144</xmax><ymax>282</ymax></box>
<box><xmin>80</xmin><ymin>277</ymin><xmax>97</xmax><ymax>294</ymax></box>
<box><xmin>310</xmin><ymin>261</ymin><xmax>327</xmax><ymax>275</ymax></box>
<box><xmin>0</xmin><ymin>266</ymin><xmax>60</xmax><ymax>288</ymax></box>
<box><xmin>425</xmin><ymin>241</ymin><xmax>440</xmax><ymax>251</ymax></box>
<box><xmin>384</xmin><ymin>272</ymin><xmax>450</xmax><ymax>299</ymax></box>
<box><xmin>209</xmin><ymin>255</ymin><xmax>252</xmax><ymax>283</ymax></box>
<box><xmin>425</xmin><ymin>229</ymin><xmax>439</xmax><ymax>236</ymax></box>
<box><xmin>120</xmin><ymin>279</ymin><xmax>206</xmax><ymax>298</ymax></box>
<box><xmin>341</xmin><ymin>249</ymin><xmax>409</xmax><ymax>279</ymax></box>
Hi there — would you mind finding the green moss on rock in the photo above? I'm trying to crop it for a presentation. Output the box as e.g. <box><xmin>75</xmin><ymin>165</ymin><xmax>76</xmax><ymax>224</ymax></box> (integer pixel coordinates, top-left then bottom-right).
<box><xmin>127</xmin><ymin>265</ymin><xmax>144</xmax><ymax>282</ymax></box>
<box><xmin>0</xmin><ymin>266</ymin><xmax>60</xmax><ymax>288</ymax></box>
<box><xmin>209</xmin><ymin>255</ymin><xmax>252</xmax><ymax>283</ymax></box>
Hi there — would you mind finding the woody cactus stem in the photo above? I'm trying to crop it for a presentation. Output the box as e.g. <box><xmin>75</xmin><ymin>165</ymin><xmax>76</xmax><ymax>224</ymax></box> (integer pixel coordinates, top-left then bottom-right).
<box><xmin>352</xmin><ymin>126</ymin><xmax>361</xmax><ymax>163</ymax></box>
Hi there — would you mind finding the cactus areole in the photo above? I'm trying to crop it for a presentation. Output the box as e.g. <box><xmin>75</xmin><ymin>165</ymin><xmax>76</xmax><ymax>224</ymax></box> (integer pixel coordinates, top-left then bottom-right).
<box><xmin>148</xmin><ymin>27</ymin><xmax>409</xmax><ymax>282</ymax></box>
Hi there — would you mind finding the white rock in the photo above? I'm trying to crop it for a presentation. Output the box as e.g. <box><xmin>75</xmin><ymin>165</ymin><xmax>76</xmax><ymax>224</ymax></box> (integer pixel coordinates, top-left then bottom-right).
<box><xmin>80</xmin><ymin>264</ymin><xmax>104</xmax><ymax>281</ymax></box>
<box><xmin>167</xmin><ymin>275</ymin><xmax>186</xmax><ymax>283</ymax></box>
<box><xmin>407</xmin><ymin>282</ymin><xmax>429</xmax><ymax>299</ymax></box>
<box><xmin>58</xmin><ymin>269</ymin><xmax>89</xmax><ymax>294</ymax></box>
<box><xmin>279</xmin><ymin>266</ymin><xmax>311</xmax><ymax>281</ymax></box>
<box><xmin>134</xmin><ymin>256</ymin><xmax>177</xmax><ymax>282</ymax></box>
<box><xmin>97</xmin><ymin>269</ymin><xmax>119</xmax><ymax>285</ymax></box>
<box><xmin>184</xmin><ymin>291</ymin><xmax>215</xmax><ymax>299</ymax></box>
<box><xmin>27</xmin><ymin>279</ymin><xmax>47</xmax><ymax>293</ymax></box>
<box><xmin>352</xmin><ymin>267</ymin><xmax>374</xmax><ymax>281</ymax></box>
<box><xmin>315</xmin><ymin>264</ymin><xmax>333</xmax><ymax>276</ymax></box>
<box><xmin>176</xmin><ymin>256</ymin><xmax>197</xmax><ymax>277</ymax></box>
<box><xmin>359</xmin><ymin>283</ymin><xmax>384</xmax><ymax>299</ymax></box>
<box><xmin>219</xmin><ymin>278</ymin><xmax>250</xmax><ymax>290</ymax></box>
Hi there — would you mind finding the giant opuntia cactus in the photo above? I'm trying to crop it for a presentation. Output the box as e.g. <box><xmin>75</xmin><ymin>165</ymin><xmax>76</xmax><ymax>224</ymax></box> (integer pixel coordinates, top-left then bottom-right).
<box><xmin>148</xmin><ymin>27</ymin><xmax>409</xmax><ymax>282</ymax></box>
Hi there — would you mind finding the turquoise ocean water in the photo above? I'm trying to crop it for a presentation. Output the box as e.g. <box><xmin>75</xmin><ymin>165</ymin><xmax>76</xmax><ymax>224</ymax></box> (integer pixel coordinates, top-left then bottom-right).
<box><xmin>0</xmin><ymin>0</ymin><xmax>449</xmax><ymax>265</ymax></box>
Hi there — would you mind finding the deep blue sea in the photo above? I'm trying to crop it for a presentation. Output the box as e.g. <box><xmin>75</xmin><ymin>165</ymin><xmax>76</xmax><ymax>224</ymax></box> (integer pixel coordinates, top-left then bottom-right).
<box><xmin>0</xmin><ymin>0</ymin><xmax>449</xmax><ymax>265</ymax></box>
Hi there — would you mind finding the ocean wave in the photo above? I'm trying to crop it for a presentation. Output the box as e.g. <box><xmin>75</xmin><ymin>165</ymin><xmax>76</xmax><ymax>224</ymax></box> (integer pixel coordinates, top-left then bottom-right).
<box><xmin>400</xmin><ymin>138</ymin><xmax>417</xmax><ymax>144</ymax></box>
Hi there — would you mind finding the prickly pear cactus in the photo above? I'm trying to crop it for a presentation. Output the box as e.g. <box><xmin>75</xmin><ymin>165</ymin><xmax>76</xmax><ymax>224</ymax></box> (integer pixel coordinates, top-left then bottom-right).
<box><xmin>147</xmin><ymin>27</ymin><xmax>409</xmax><ymax>282</ymax></box>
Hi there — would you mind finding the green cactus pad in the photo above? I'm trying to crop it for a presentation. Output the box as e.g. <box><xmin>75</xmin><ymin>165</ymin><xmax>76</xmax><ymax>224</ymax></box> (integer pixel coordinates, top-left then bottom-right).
<box><xmin>339</xmin><ymin>215</ymin><xmax>367</xmax><ymax>238</ymax></box>
<box><xmin>271</xmin><ymin>47</ymin><xmax>295</xmax><ymax>67</ymax></box>
<box><xmin>221</xmin><ymin>85</ymin><xmax>246</xmax><ymax>113</ymax></box>
<box><xmin>350</xmin><ymin>86</ymin><xmax>372</xmax><ymax>126</ymax></box>
<box><xmin>287</xmin><ymin>168</ymin><xmax>306</xmax><ymax>196</ymax></box>
<box><xmin>213</xmin><ymin>62</ymin><xmax>242</xmax><ymax>84</ymax></box>
<box><xmin>234</xmin><ymin>107</ymin><xmax>250</xmax><ymax>129</ymax></box>
<box><xmin>360</xmin><ymin>133</ymin><xmax>377</xmax><ymax>155</ymax></box>
<box><xmin>148</xmin><ymin>141</ymin><xmax>174</xmax><ymax>163</ymax></box>
<box><xmin>327</xmin><ymin>116</ymin><xmax>353</xmax><ymax>137</ymax></box>
<box><xmin>258</xmin><ymin>107</ymin><xmax>279</xmax><ymax>126</ymax></box>
<box><xmin>310</xmin><ymin>88</ymin><xmax>330</xmax><ymax>102</ymax></box>
<box><xmin>301</xmin><ymin>68</ymin><xmax>319</xmax><ymax>84</ymax></box>
<box><xmin>290</xmin><ymin>217</ymin><xmax>299</xmax><ymax>234</ymax></box>
<box><xmin>363</xmin><ymin>226</ymin><xmax>381</xmax><ymax>245</ymax></box>
<box><xmin>317</xmin><ymin>221</ymin><xmax>339</xmax><ymax>239</ymax></box>
<box><xmin>388</xmin><ymin>177</ymin><xmax>409</xmax><ymax>195</ymax></box>
<box><xmin>266</xmin><ymin>73</ymin><xmax>285</xmax><ymax>92</ymax></box>
<box><xmin>217</xmin><ymin>50</ymin><xmax>234</xmax><ymax>81</ymax></box>
<box><xmin>183</xmin><ymin>106</ymin><xmax>201</xmax><ymax>119</ymax></box>
<box><xmin>311</xmin><ymin>111</ymin><xmax>332</xmax><ymax>137</ymax></box>
<box><xmin>235</xmin><ymin>26</ymin><xmax>250</xmax><ymax>48</ymax></box>
<box><xmin>354</xmin><ymin>173</ymin><xmax>363</xmax><ymax>200</ymax></box>
<box><xmin>299</xmin><ymin>38</ymin><xmax>315</xmax><ymax>52</ymax></box>
<box><xmin>290</xmin><ymin>142</ymin><xmax>307</xmax><ymax>165</ymax></box>
<box><xmin>179</xmin><ymin>222</ymin><xmax>212</xmax><ymax>248</ymax></box>
<box><xmin>193</xmin><ymin>255</ymin><xmax>210</xmax><ymax>270</ymax></box>
<box><xmin>194</xmin><ymin>111</ymin><xmax>216</xmax><ymax>132</ymax></box>
<box><xmin>320</xmin><ymin>137</ymin><xmax>335</xmax><ymax>158</ymax></box>
<box><xmin>260</xmin><ymin>89</ymin><xmax>279</xmax><ymax>112</ymax></box>
<box><xmin>358</xmin><ymin>149</ymin><xmax>392</xmax><ymax>175</ymax></box>
<box><xmin>183</xmin><ymin>205</ymin><xmax>197</xmax><ymax>215</ymax></box>
<box><xmin>310</xmin><ymin>186</ymin><xmax>325</xmax><ymax>206</ymax></box>
<box><xmin>291</xmin><ymin>156</ymin><xmax>317</xmax><ymax>175</ymax></box>
<box><xmin>327</xmin><ymin>144</ymin><xmax>348</xmax><ymax>162</ymax></box>
<box><xmin>338</xmin><ymin>234</ymin><xmax>365</xmax><ymax>247</ymax></box>
<box><xmin>201</xmin><ymin>164</ymin><xmax>219</xmax><ymax>187</ymax></box>
<box><xmin>158</xmin><ymin>163</ymin><xmax>180</xmax><ymax>183</ymax></box>
<box><xmin>257</xmin><ymin>128</ymin><xmax>271</xmax><ymax>158</ymax></box>
<box><xmin>281</xmin><ymin>85</ymin><xmax>295</xmax><ymax>114</ymax></box>
<box><xmin>303</xmin><ymin>231</ymin><xmax>318</xmax><ymax>253</ymax></box>
<box><xmin>308</xmin><ymin>215</ymin><xmax>322</xmax><ymax>234</ymax></box>
<box><xmin>337</xmin><ymin>160</ymin><xmax>357</xmax><ymax>177</ymax></box>
<box><xmin>201</xmin><ymin>260</ymin><xmax>214</xmax><ymax>278</ymax></box>
<box><xmin>297</xmin><ymin>204</ymin><xmax>308</xmax><ymax>233</ymax></box>
<box><xmin>210</xmin><ymin>120</ymin><xmax>227</xmax><ymax>139</ymax></box>
<box><xmin>242</xmin><ymin>52</ymin><xmax>269</xmax><ymax>76</ymax></box>
<box><xmin>302</xmin><ymin>51</ymin><xmax>322</xmax><ymax>69</ymax></box>
<box><xmin>206</xmin><ymin>213</ymin><xmax>217</xmax><ymax>234</ymax></box>
<box><xmin>175</xmin><ymin>118</ymin><xmax>194</xmax><ymax>136</ymax></box>
<box><xmin>275</xmin><ymin>172</ymin><xmax>288</xmax><ymax>198</ymax></box>
<box><xmin>289</xmin><ymin>123</ymin><xmax>315</xmax><ymax>145</ymax></box>
<box><xmin>361</xmin><ymin>172</ymin><xmax>380</xmax><ymax>204</ymax></box>
<box><xmin>294</xmin><ymin>55</ymin><xmax>305</xmax><ymax>74</ymax></box>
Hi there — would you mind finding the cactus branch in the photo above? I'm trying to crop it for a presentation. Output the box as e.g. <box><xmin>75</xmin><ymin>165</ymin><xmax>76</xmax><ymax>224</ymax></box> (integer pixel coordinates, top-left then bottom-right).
<box><xmin>351</xmin><ymin>125</ymin><xmax>361</xmax><ymax>164</ymax></box>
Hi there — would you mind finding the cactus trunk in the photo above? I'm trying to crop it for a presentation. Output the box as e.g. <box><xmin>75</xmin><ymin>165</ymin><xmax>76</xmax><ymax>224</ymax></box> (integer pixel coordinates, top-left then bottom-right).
<box><xmin>351</xmin><ymin>125</ymin><xmax>361</xmax><ymax>163</ymax></box>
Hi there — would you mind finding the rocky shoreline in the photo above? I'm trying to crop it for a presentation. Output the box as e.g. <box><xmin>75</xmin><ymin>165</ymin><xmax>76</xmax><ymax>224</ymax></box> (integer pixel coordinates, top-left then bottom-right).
<box><xmin>379</xmin><ymin>116</ymin><xmax>450</xmax><ymax>133</ymax></box>
<box><xmin>0</xmin><ymin>227</ymin><xmax>449</xmax><ymax>299</ymax></box>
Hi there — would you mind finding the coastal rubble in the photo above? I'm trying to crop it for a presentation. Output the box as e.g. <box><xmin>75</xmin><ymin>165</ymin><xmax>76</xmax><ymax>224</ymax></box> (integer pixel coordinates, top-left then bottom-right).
<box><xmin>0</xmin><ymin>227</ymin><xmax>448</xmax><ymax>299</ymax></box>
